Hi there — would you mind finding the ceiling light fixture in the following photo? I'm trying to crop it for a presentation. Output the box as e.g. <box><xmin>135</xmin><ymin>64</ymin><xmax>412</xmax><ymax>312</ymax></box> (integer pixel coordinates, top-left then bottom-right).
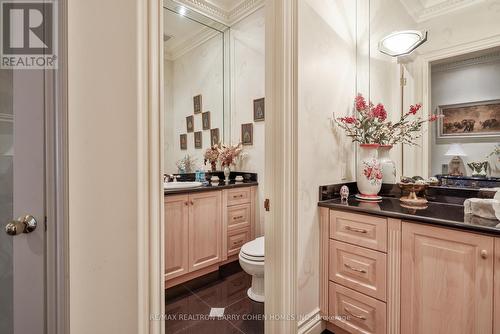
<box><xmin>378</xmin><ymin>30</ymin><xmax>428</xmax><ymax>57</ymax></box>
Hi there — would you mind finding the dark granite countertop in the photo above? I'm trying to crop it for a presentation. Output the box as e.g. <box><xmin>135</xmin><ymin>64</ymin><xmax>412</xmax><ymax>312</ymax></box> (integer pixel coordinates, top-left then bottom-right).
<box><xmin>164</xmin><ymin>181</ymin><xmax>258</xmax><ymax>196</ymax></box>
<box><xmin>319</xmin><ymin>196</ymin><xmax>500</xmax><ymax>236</ymax></box>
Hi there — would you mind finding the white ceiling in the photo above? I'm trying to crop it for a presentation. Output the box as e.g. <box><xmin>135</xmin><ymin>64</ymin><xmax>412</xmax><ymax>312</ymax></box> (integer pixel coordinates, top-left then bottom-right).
<box><xmin>399</xmin><ymin>0</ymin><xmax>485</xmax><ymax>22</ymax></box>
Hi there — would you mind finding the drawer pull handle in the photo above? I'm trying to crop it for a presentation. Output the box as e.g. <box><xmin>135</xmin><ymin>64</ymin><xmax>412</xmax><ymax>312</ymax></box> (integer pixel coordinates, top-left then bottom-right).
<box><xmin>233</xmin><ymin>215</ymin><xmax>244</xmax><ymax>220</ymax></box>
<box><xmin>344</xmin><ymin>263</ymin><xmax>367</xmax><ymax>273</ymax></box>
<box><xmin>344</xmin><ymin>226</ymin><xmax>367</xmax><ymax>234</ymax></box>
<box><xmin>344</xmin><ymin>307</ymin><xmax>366</xmax><ymax>320</ymax></box>
<box><xmin>233</xmin><ymin>240</ymin><xmax>243</xmax><ymax>245</ymax></box>
<box><xmin>233</xmin><ymin>194</ymin><xmax>244</xmax><ymax>199</ymax></box>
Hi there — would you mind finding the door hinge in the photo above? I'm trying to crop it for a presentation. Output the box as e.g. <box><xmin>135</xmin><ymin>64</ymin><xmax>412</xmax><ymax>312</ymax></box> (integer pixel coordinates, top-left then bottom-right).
<box><xmin>264</xmin><ymin>199</ymin><xmax>270</xmax><ymax>212</ymax></box>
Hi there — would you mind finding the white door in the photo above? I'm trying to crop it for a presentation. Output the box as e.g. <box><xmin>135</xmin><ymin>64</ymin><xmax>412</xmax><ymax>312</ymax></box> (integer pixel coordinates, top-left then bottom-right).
<box><xmin>0</xmin><ymin>68</ymin><xmax>46</xmax><ymax>333</ymax></box>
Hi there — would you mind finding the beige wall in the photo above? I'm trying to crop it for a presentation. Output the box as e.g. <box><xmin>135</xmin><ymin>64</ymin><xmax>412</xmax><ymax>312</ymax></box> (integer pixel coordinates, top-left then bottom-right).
<box><xmin>297</xmin><ymin>0</ymin><xmax>356</xmax><ymax>317</ymax></box>
<box><xmin>68</xmin><ymin>0</ymin><xmax>140</xmax><ymax>333</ymax></box>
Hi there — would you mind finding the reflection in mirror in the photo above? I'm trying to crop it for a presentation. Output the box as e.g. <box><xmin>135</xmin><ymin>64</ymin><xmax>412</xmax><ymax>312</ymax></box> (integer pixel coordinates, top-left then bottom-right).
<box><xmin>430</xmin><ymin>47</ymin><xmax>500</xmax><ymax>179</ymax></box>
<box><xmin>364</xmin><ymin>0</ymin><xmax>500</xmax><ymax>183</ymax></box>
<box><xmin>163</xmin><ymin>2</ymin><xmax>228</xmax><ymax>174</ymax></box>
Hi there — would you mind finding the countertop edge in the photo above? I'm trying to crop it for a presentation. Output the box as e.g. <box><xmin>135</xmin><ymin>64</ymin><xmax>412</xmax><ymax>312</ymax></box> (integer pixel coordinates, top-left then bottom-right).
<box><xmin>318</xmin><ymin>200</ymin><xmax>500</xmax><ymax>236</ymax></box>
<box><xmin>165</xmin><ymin>182</ymin><xmax>258</xmax><ymax>196</ymax></box>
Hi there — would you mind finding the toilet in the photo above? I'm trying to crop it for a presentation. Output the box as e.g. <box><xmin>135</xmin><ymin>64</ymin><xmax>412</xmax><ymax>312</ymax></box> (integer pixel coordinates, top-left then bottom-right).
<box><xmin>239</xmin><ymin>236</ymin><xmax>264</xmax><ymax>303</ymax></box>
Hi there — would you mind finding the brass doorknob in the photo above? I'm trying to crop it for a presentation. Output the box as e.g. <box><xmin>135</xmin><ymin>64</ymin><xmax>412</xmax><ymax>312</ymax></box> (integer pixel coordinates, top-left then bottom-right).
<box><xmin>5</xmin><ymin>215</ymin><xmax>37</xmax><ymax>236</ymax></box>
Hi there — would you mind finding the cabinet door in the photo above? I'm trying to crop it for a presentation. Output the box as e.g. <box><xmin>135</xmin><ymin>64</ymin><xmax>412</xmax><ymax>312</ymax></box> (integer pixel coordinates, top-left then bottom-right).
<box><xmin>189</xmin><ymin>192</ymin><xmax>222</xmax><ymax>271</ymax></box>
<box><xmin>402</xmin><ymin>222</ymin><xmax>494</xmax><ymax>334</ymax></box>
<box><xmin>165</xmin><ymin>195</ymin><xmax>189</xmax><ymax>280</ymax></box>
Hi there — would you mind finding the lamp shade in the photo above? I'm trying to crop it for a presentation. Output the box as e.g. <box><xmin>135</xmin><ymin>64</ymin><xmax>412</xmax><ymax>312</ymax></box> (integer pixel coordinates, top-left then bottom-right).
<box><xmin>378</xmin><ymin>30</ymin><xmax>428</xmax><ymax>57</ymax></box>
<box><xmin>445</xmin><ymin>144</ymin><xmax>467</xmax><ymax>157</ymax></box>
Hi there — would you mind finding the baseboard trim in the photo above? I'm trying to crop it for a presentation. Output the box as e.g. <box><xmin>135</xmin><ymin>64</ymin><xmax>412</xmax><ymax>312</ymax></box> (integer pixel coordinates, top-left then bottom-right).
<box><xmin>298</xmin><ymin>308</ymin><xmax>325</xmax><ymax>334</ymax></box>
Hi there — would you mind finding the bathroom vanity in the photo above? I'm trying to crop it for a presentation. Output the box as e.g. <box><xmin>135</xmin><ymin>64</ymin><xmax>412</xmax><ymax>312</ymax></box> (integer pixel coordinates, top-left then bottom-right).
<box><xmin>164</xmin><ymin>181</ymin><xmax>257</xmax><ymax>288</ymax></box>
<box><xmin>319</xmin><ymin>194</ymin><xmax>500</xmax><ymax>334</ymax></box>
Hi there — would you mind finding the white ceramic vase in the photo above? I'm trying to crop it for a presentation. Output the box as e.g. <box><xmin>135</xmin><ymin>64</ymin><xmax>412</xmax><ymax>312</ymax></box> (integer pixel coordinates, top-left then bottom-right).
<box><xmin>356</xmin><ymin>144</ymin><xmax>383</xmax><ymax>197</ymax></box>
<box><xmin>224</xmin><ymin>166</ymin><xmax>231</xmax><ymax>182</ymax></box>
<box><xmin>378</xmin><ymin>145</ymin><xmax>396</xmax><ymax>184</ymax></box>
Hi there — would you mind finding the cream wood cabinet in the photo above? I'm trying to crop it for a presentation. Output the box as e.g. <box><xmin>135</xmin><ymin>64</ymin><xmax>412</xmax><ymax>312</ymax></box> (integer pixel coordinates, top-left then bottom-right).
<box><xmin>401</xmin><ymin>222</ymin><xmax>494</xmax><ymax>334</ymax></box>
<box><xmin>320</xmin><ymin>208</ymin><xmax>500</xmax><ymax>334</ymax></box>
<box><xmin>188</xmin><ymin>192</ymin><xmax>222</xmax><ymax>271</ymax></box>
<box><xmin>165</xmin><ymin>195</ymin><xmax>189</xmax><ymax>280</ymax></box>
<box><xmin>165</xmin><ymin>186</ymin><xmax>256</xmax><ymax>288</ymax></box>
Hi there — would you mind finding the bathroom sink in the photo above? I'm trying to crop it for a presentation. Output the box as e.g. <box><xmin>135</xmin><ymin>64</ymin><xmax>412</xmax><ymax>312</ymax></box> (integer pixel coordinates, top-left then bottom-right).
<box><xmin>164</xmin><ymin>181</ymin><xmax>203</xmax><ymax>190</ymax></box>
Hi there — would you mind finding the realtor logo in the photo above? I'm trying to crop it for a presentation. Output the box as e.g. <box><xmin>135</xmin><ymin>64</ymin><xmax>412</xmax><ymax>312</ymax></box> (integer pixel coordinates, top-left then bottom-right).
<box><xmin>1</xmin><ymin>0</ymin><xmax>57</xmax><ymax>69</ymax></box>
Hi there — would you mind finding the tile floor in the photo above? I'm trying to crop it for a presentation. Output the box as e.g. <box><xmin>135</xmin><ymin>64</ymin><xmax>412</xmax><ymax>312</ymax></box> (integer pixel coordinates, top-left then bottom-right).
<box><xmin>165</xmin><ymin>262</ymin><xmax>264</xmax><ymax>334</ymax></box>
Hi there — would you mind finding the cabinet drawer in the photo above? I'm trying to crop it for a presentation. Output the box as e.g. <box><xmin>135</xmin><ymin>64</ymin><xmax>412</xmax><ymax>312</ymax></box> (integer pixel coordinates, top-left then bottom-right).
<box><xmin>329</xmin><ymin>282</ymin><xmax>386</xmax><ymax>334</ymax></box>
<box><xmin>227</xmin><ymin>188</ymin><xmax>251</xmax><ymax>206</ymax></box>
<box><xmin>330</xmin><ymin>210</ymin><xmax>387</xmax><ymax>252</ymax></box>
<box><xmin>227</xmin><ymin>203</ymin><xmax>251</xmax><ymax>232</ymax></box>
<box><xmin>227</xmin><ymin>228</ymin><xmax>251</xmax><ymax>256</ymax></box>
<box><xmin>329</xmin><ymin>240</ymin><xmax>386</xmax><ymax>301</ymax></box>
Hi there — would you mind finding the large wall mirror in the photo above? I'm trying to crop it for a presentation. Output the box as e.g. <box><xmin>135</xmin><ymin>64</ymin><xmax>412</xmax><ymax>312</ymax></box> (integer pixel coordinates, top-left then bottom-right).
<box><xmin>163</xmin><ymin>0</ymin><xmax>229</xmax><ymax>174</ymax></box>
<box><xmin>359</xmin><ymin>0</ymin><xmax>500</xmax><ymax>183</ymax></box>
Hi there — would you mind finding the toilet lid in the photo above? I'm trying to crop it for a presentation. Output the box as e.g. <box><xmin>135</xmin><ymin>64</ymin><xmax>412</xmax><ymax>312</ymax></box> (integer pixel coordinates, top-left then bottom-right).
<box><xmin>241</xmin><ymin>236</ymin><xmax>264</xmax><ymax>258</ymax></box>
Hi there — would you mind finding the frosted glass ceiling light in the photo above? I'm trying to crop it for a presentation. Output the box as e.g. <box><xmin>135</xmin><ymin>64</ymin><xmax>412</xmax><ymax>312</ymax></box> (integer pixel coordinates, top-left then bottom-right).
<box><xmin>378</xmin><ymin>30</ymin><xmax>428</xmax><ymax>57</ymax></box>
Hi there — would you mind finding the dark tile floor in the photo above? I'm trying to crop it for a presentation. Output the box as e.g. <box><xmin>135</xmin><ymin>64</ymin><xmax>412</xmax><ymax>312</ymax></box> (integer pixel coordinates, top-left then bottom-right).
<box><xmin>165</xmin><ymin>262</ymin><xmax>264</xmax><ymax>334</ymax></box>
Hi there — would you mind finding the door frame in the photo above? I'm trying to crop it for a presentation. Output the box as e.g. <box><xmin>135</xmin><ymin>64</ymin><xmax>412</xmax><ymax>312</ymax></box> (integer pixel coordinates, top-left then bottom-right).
<box><xmin>264</xmin><ymin>0</ymin><xmax>299</xmax><ymax>332</ymax></box>
<box><xmin>146</xmin><ymin>0</ymin><xmax>300</xmax><ymax>333</ymax></box>
<box><xmin>45</xmin><ymin>0</ymin><xmax>69</xmax><ymax>333</ymax></box>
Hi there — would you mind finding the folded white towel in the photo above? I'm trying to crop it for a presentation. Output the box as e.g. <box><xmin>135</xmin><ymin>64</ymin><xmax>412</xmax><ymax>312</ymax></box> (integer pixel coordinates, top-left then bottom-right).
<box><xmin>464</xmin><ymin>198</ymin><xmax>497</xmax><ymax>220</ymax></box>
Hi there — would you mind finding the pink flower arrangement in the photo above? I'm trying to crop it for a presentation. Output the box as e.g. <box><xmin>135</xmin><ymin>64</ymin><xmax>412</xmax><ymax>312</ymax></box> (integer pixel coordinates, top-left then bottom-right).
<box><xmin>335</xmin><ymin>94</ymin><xmax>387</xmax><ymax>144</ymax></box>
<box><xmin>204</xmin><ymin>145</ymin><xmax>220</xmax><ymax>171</ymax></box>
<box><xmin>218</xmin><ymin>143</ymin><xmax>243</xmax><ymax>167</ymax></box>
<box><xmin>336</xmin><ymin>93</ymin><xmax>442</xmax><ymax>146</ymax></box>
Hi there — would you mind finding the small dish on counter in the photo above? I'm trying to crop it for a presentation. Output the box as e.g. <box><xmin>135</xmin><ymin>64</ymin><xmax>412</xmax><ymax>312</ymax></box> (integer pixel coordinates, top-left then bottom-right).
<box><xmin>398</xmin><ymin>181</ymin><xmax>428</xmax><ymax>206</ymax></box>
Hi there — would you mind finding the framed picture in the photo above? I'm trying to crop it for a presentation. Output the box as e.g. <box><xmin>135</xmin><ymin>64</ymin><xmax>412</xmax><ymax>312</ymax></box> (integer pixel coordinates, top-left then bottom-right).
<box><xmin>193</xmin><ymin>94</ymin><xmax>202</xmax><ymax>114</ymax></box>
<box><xmin>180</xmin><ymin>134</ymin><xmax>187</xmax><ymax>150</ymax></box>
<box><xmin>210</xmin><ymin>128</ymin><xmax>220</xmax><ymax>146</ymax></box>
<box><xmin>194</xmin><ymin>131</ymin><xmax>202</xmax><ymax>149</ymax></box>
<box><xmin>241</xmin><ymin>123</ymin><xmax>253</xmax><ymax>145</ymax></box>
<box><xmin>202</xmin><ymin>111</ymin><xmax>211</xmax><ymax>130</ymax></box>
<box><xmin>437</xmin><ymin>99</ymin><xmax>500</xmax><ymax>139</ymax></box>
<box><xmin>253</xmin><ymin>97</ymin><xmax>265</xmax><ymax>121</ymax></box>
<box><xmin>186</xmin><ymin>115</ymin><xmax>194</xmax><ymax>133</ymax></box>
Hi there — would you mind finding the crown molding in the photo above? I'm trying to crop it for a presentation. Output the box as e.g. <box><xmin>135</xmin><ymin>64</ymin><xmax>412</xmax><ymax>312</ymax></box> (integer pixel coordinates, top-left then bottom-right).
<box><xmin>431</xmin><ymin>51</ymin><xmax>500</xmax><ymax>73</ymax></box>
<box><xmin>400</xmin><ymin>0</ymin><xmax>484</xmax><ymax>23</ymax></box>
<box><xmin>164</xmin><ymin>27</ymin><xmax>219</xmax><ymax>60</ymax></box>
<box><xmin>174</xmin><ymin>0</ymin><xmax>264</xmax><ymax>25</ymax></box>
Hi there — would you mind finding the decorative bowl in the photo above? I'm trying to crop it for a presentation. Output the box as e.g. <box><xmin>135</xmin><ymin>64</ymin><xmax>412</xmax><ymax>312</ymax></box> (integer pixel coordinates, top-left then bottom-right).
<box><xmin>397</xmin><ymin>182</ymin><xmax>429</xmax><ymax>206</ymax></box>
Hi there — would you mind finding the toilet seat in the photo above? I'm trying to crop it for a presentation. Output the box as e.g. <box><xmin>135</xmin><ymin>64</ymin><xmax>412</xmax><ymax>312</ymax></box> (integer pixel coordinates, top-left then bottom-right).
<box><xmin>241</xmin><ymin>236</ymin><xmax>264</xmax><ymax>257</ymax></box>
<box><xmin>240</xmin><ymin>252</ymin><xmax>264</xmax><ymax>262</ymax></box>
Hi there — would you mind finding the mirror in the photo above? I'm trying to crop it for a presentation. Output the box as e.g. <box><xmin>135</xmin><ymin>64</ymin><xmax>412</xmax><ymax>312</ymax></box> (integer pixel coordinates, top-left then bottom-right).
<box><xmin>163</xmin><ymin>0</ymin><xmax>229</xmax><ymax>174</ymax></box>
<box><xmin>360</xmin><ymin>0</ymin><xmax>500</xmax><ymax>181</ymax></box>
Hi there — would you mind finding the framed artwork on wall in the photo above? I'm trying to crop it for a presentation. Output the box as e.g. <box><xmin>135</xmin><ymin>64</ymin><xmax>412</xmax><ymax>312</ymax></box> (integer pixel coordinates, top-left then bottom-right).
<box><xmin>210</xmin><ymin>128</ymin><xmax>220</xmax><ymax>146</ymax></box>
<box><xmin>241</xmin><ymin>123</ymin><xmax>253</xmax><ymax>145</ymax></box>
<box><xmin>186</xmin><ymin>115</ymin><xmax>194</xmax><ymax>133</ymax></box>
<box><xmin>202</xmin><ymin>111</ymin><xmax>211</xmax><ymax>130</ymax></box>
<box><xmin>193</xmin><ymin>94</ymin><xmax>202</xmax><ymax>114</ymax></box>
<box><xmin>437</xmin><ymin>99</ymin><xmax>500</xmax><ymax>139</ymax></box>
<box><xmin>253</xmin><ymin>97</ymin><xmax>265</xmax><ymax>121</ymax></box>
<box><xmin>180</xmin><ymin>134</ymin><xmax>187</xmax><ymax>150</ymax></box>
<box><xmin>194</xmin><ymin>131</ymin><xmax>202</xmax><ymax>149</ymax></box>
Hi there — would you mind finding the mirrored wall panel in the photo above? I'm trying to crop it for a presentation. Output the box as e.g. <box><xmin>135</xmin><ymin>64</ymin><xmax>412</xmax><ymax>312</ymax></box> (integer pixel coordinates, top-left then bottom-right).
<box><xmin>163</xmin><ymin>1</ymin><xmax>228</xmax><ymax>174</ymax></box>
